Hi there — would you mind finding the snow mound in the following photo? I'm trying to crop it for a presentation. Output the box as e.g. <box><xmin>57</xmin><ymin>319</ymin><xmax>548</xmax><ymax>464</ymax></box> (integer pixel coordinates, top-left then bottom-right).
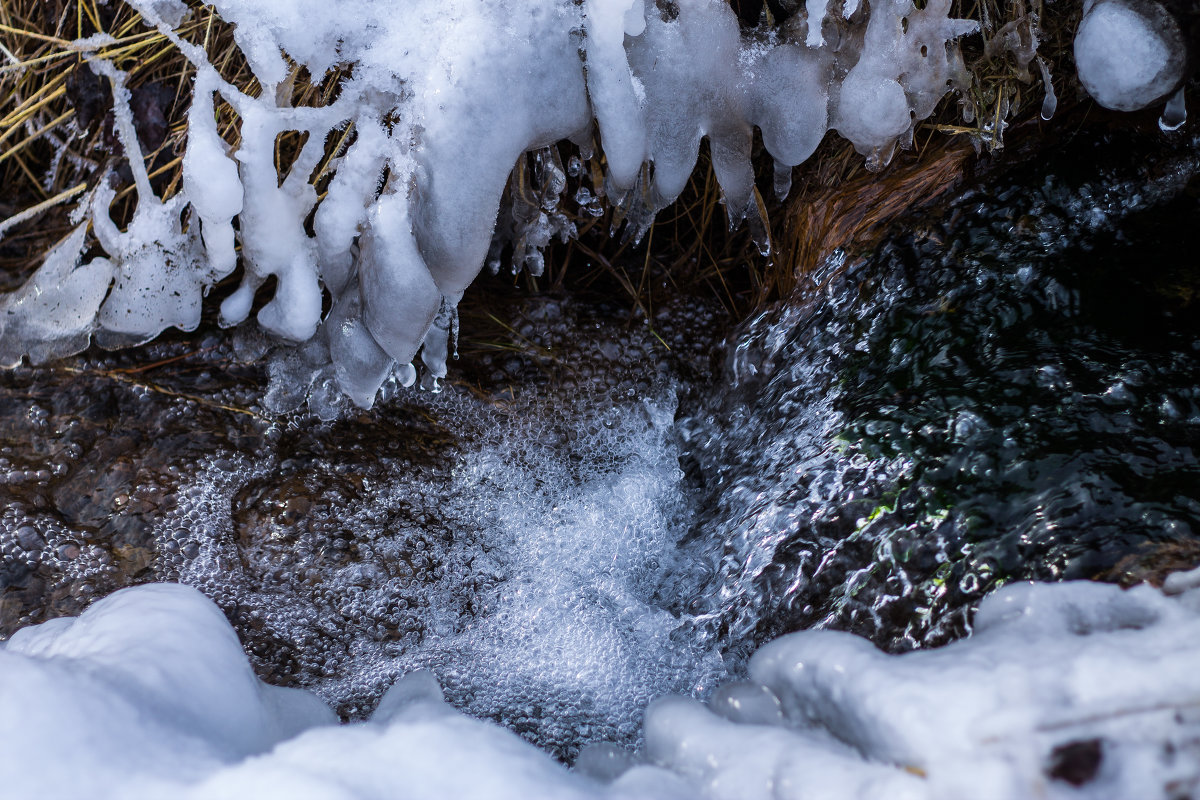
<box><xmin>0</xmin><ymin>0</ymin><xmax>979</xmax><ymax>407</ymax></box>
<box><xmin>3</xmin><ymin>578</ymin><xmax>1199</xmax><ymax>798</ymax></box>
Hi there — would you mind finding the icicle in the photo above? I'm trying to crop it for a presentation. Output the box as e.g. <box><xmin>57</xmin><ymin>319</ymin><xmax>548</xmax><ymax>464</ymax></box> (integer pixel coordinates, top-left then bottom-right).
<box><xmin>1160</xmin><ymin>88</ymin><xmax>1187</xmax><ymax>132</ymax></box>
<box><xmin>0</xmin><ymin>0</ymin><xmax>1000</xmax><ymax>410</ymax></box>
<box><xmin>1037</xmin><ymin>56</ymin><xmax>1057</xmax><ymax>121</ymax></box>
<box><xmin>773</xmin><ymin>160</ymin><xmax>793</xmax><ymax>202</ymax></box>
<box><xmin>747</xmin><ymin>188</ymin><xmax>772</xmax><ymax>259</ymax></box>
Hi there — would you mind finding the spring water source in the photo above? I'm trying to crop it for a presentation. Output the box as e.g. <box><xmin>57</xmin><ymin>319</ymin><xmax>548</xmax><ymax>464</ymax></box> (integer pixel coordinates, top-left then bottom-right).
<box><xmin>2</xmin><ymin>126</ymin><xmax>1200</xmax><ymax>796</ymax></box>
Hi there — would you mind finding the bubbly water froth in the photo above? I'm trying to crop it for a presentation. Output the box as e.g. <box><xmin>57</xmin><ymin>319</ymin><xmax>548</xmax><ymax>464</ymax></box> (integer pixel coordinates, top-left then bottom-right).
<box><xmin>161</xmin><ymin>384</ymin><xmax>725</xmax><ymax>755</ymax></box>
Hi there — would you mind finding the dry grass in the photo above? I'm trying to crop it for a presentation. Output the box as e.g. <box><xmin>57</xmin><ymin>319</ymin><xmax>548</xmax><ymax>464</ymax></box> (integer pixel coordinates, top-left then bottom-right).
<box><xmin>772</xmin><ymin>135</ymin><xmax>975</xmax><ymax>297</ymax></box>
<box><xmin>0</xmin><ymin>0</ymin><xmax>343</xmax><ymax>280</ymax></box>
<box><xmin>0</xmin><ymin>1</ymin><xmax>235</xmax><ymax>281</ymax></box>
<box><xmin>0</xmin><ymin>3</ymin><xmax>220</xmax><ymax>197</ymax></box>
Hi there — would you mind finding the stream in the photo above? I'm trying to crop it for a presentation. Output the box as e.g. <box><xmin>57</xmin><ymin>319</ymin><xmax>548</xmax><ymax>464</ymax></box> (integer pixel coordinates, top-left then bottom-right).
<box><xmin>1</xmin><ymin>122</ymin><xmax>1199</xmax><ymax>765</ymax></box>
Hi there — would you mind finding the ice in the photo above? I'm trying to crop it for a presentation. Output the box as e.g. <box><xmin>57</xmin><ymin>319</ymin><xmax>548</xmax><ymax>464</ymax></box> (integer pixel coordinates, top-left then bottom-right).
<box><xmin>833</xmin><ymin>0</ymin><xmax>976</xmax><ymax>168</ymax></box>
<box><xmin>358</xmin><ymin>190</ymin><xmax>442</xmax><ymax>369</ymax></box>
<box><xmin>0</xmin><ymin>224</ymin><xmax>113</xmax><ymax>368</ymax></box>
<box><xmin>1074</xmin><ymin>0</ymin><xmax>1186</xmax><ymax>112</ymax></box>
<box><xmin>138</xmin><ymin>0</ymin><xmax>189</xmax><ymax>28</ymax></box>
<box><xmin>1160</xmin><ymin>86</ymin><xmax>1188</xmax><ymax>132</ymax></box>
<box><xmin>324</xmin><ymin>281</ymin><xmax>401</xmax><ymax>410</ymax></box>
<box><xmin>227</xmin><ymin>103</ymin><xmax>325</xmax><ymax>343</ymax></box>
<box><xmin>1164</xmin><ymin>563</ymin><xmax>1200</xmax><ymax>594</ymax></box>
<box><xmin>0</xmin><ymin>584</ymin><xmax>671</xmax><ymax>800</ymax></box>
<box><xmin>0</xmin><ymin>0</ymin><xmax>982</xmax><ymax>407</ymax></box>
<box><xmin>1038</xmin><ymin>56</ymin><xmax>1058</xmax><ymax>120</ymax></box>
<box><xmin>183</xmin><ymin>74</ymin><xmax>244</xmax><ymax>283</ymax></box>
<box><xmin>806</xmin><ymin>0</ymin><xmax>831</xmax><ymax>46</ymax></box>
<box><xmin>645</xmin><ymin>696</ymin><xmax>928</xmax><ymax>799</ymax></box>
<box><xmin>586</xmin><ymin>0</ymin><xmax>649</xmax><ymax>189</ymax></box>
<box><xmin>707</xmin><ymin>681</ymin><xmax>785</xmax><ymax>726</ymax></box>
<box><xmin>724</xmin><ymin>579</ymin><xmax>1200</xmax><ymax>798</ymax></box>
<box><xmin>4</xmin><ymin>577</ymin><xmax>1198</xmax><ymax>798</ymax></box>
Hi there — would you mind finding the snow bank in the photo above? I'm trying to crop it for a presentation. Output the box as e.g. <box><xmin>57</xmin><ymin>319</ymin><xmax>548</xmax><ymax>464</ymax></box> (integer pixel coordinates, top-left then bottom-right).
<box><xmin>3</xmin><ymin>578</ymin><xmax>1199</xmax><ymax>798</ymax></box>
<box><xmin>0</xmin><ymin>584</ymin><xmax>334</xmax><ymax>799</ymax></box>
<box><xmin>0</xmin><ymin>0</ymin><xmax>979</xmax><ymax>407</ymax></box>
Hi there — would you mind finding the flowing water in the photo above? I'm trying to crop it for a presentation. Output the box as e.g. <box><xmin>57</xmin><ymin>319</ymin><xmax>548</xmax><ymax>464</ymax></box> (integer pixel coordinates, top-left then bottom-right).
<box><xmin>680</xmin><ymin>127</ymin><xmax>1200</xmax><ymax>659</ymax></box>
<box><xmin>1</xmin><ymin>124</ymin><xmax>1199</xmax><ymax>760</ymax></box>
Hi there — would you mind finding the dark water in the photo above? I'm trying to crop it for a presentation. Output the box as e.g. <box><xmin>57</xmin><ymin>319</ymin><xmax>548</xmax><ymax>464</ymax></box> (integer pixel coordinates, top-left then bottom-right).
<box><xmin>679</xmin><ymin>128</ymin><xmax>1200</xmax><ymax>658</ymax></box>
<box><xmin>1</xmin><ymin>124</ymin><xmax>1198</xmax><ymax>757</ymax></box>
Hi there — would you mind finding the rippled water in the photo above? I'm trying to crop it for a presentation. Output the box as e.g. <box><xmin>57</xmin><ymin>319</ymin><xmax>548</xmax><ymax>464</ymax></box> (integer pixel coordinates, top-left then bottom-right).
<box><xmin>680</xmin><ymin>128</ymin><xmax>1200</xmax><ymax>658</ymax></box>
<box><xmin>1</xmin><ymin>125</ymin><xmax>1199</xmax><ymax>760</ymax></box>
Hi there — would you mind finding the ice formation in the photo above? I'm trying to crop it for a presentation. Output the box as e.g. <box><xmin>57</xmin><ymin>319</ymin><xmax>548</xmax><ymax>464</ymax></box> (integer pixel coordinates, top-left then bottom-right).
<box><xmin>0</xmin><ymin>0</ymin><xmax>979</xmax><ymax>406</ymax></box>
<box><xmin>1074</xmin><ymin>0</ymin><xmax>1188</xmax><ymax>114</ymax></box>
<box><xmin>4</xmin><ymin>577</ymin><xmax>1200</xmax><ymax>798</ymax></box>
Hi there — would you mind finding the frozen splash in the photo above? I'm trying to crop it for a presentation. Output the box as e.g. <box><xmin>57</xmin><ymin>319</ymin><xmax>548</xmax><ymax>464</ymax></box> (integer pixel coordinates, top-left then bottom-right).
<box><xmin>0</xmin><ymin>0</ymin><xmax>981</xmax><ymax>408</ymax></box>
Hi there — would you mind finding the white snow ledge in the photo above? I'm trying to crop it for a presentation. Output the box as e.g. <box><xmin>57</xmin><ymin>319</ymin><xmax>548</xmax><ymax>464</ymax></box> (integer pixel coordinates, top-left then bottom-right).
<box><xmin>2</xmin><ymin>578</ymin><xmax>1199</xmax><ymax>799</ymax></box>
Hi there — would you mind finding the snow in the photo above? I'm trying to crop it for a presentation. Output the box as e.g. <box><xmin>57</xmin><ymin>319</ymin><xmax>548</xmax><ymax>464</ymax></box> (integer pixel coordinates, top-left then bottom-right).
<box><xmin>2</xmin><ymin>578</ymin><xmax>1199</xmax><ymax>798</ymax></box>
<box><xmin>0</xmin><ymin>0</ymin><xmax>980</xmax><ymax>408</ymax></box>
<box><xmin>1074</xmin><ymin>0</ymin><xmax>1186</xmax><ymax>112</ymax></box>
<box><xmin>0</xmin><ymin>583</ymin><xmax>333</xmax><ymax>799</ymax></box>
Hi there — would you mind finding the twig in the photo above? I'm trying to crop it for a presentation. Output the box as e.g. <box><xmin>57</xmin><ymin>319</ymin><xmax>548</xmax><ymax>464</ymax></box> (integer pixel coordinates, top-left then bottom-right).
<box><xmin>0</xmin><ymin>182</ymin><xmax>87</xmax><ymax>243</ymax></box>
<box><xmin>56</xmin><ymin>365</ymin><xmax>268</xmax><ymax>420</ymax></box>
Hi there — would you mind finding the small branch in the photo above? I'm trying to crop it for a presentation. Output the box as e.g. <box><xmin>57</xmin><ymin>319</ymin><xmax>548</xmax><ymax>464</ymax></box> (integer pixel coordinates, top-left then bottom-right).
<box><xmin>56</xmin><ymin>365</ymin><xmax>268</xmax><ymax>421</ymax></box>
<box><xmin>0</xmin><ymin>182</ymin><xmax>87</xmax><ymax>243</ymax></box>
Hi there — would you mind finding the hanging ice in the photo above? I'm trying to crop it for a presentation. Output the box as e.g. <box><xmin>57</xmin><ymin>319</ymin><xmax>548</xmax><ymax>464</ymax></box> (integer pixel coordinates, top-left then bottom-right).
<box><xmin>1073</xmin><ymin>0</ymin><xmax>1187</xmax><ymax>113</ymax></box>
<box><xmin>0</xmin><ymin>0</ymin><xmax>982</xmax><ymax>407</ymax></box>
